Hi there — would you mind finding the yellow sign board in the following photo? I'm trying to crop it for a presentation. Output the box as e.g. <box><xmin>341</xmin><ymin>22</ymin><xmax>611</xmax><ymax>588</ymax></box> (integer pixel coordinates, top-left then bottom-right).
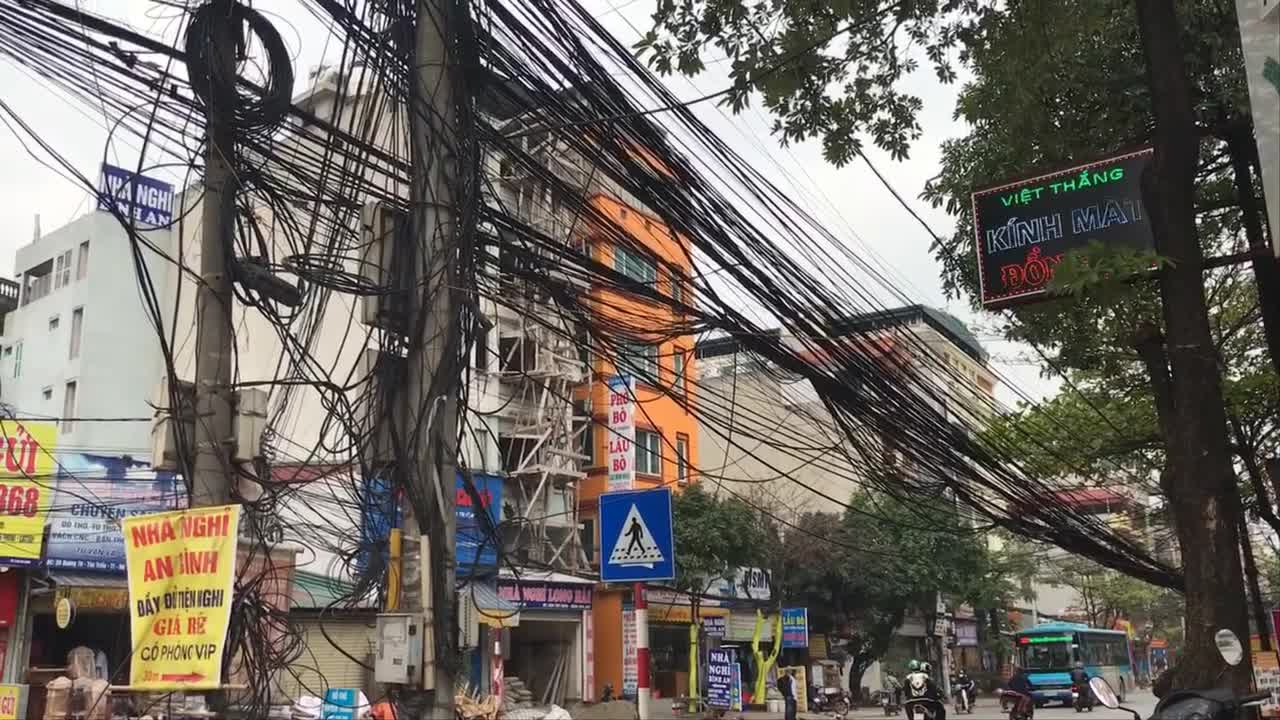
<box><xmin>124</xmin><ymin>504</ymin><xmax>241</xmax><ymax>690</ymax></box>
<box><xmin>0</xmin><ymin>684</ymin><xmax>25</xmax><ymax>720</ymax></box>
<box><xmin>649</xmin><ymin>605</ymin><xmax>729</xmax><ymax>624</ymax></box>
<box><xmin>0</xmin><ymin>421</ymin><xmax>57</xmax><ymax>564</ymax></box>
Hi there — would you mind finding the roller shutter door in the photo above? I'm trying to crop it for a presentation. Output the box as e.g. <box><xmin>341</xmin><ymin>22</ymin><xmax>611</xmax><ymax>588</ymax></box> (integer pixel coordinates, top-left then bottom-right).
<box><xmin>278</xmin><ymin>618</ymin><xmax>374</xmax><ymax>702</ymax></box>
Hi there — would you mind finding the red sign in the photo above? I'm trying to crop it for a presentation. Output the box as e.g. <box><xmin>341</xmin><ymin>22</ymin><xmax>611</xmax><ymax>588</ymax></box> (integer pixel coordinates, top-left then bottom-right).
<box><xmin>0</xmin><ymin>572</ymin><xmax>18</xmax><ymax>627</ymax></box>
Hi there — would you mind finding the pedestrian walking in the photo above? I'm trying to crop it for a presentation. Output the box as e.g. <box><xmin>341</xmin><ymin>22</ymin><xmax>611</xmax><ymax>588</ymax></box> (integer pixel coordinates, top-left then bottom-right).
<box><xmin>782</xmin><ymin>668</ymin><xmax>798</xmax><ymax>720</ymax></box>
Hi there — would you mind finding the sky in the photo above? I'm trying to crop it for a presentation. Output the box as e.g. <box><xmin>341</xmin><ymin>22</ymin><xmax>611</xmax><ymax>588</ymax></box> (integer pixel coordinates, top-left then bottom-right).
<box><xmin>0</xmin><ymin>0</ymin><xmax>1057</xmax><ymax>407</ymax></box>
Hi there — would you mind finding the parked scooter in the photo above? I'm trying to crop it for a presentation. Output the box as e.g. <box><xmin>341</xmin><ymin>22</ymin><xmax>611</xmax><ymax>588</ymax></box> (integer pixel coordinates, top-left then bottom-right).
<box><xmin>809</xmin><ymin>685</ymin><xmax>852</xmax><ymax>720</ymax></box>
<box><xmin>1090</xmin><ymin>629</ymin><xmax>1270</xmax><ymax>720</ymax></box>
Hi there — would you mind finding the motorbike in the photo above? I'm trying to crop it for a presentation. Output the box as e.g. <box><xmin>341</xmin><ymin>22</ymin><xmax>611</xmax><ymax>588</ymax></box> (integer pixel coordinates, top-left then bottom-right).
<box><xmin>905</xmin><ymin>696</ymin><xmax>946</xmax><ymax>720</ymax></box>
<box><xmin>1090</xmin><ymin>629</ymin><xmax>1270</xmax><ymax>720</ymax></box>
<box><xmin>810</xmin><ymin>686</ymin><xmax>852</xmax><ymax>720</ymax></box>
<box><xmin>1001</xmin><ymin>690</ymin><xmax>1033</xmax><ymax>720</ymax></box>
<box><xmin>1071</xmin><ymin>683</ymin><xmax>1092</xmax><ymax>713</ymax></box>
<box><xmin>953</xmin><ymin>683</ymin><xmax>976</xmax><ymax>714</ymax></box>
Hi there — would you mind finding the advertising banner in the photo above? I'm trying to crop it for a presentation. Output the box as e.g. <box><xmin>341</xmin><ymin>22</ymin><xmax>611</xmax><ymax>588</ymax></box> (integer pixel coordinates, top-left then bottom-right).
<box><xmin>1233</xmin><ymin>0</ymin><xmax>1279</xmax><ymax>255</ymax></box>
<box><xmin>0</xmin><ymin>685</ymin><xmax>24</xmax><ymax>720</ymax></box>
<box><xmin>97</xmin><ymin>164</ymin><xmax>175</xmax><ymax>226</ymax></box>
<box><xmin>456</xmin><ymin>472</ymin><xmax>502</xmax><ymax>574</ymax></box>
<box><xmin>47</xmin><ymin>454</ymin><xmax>184</xmax><ymax>572</ymax></box>
<box><xmin>781</xmin><ymin>607</ymin><xmax>810</xmax><ymax>649</ymax></box>
<box><xmin>623</xmin><ymin>608</ymin><xmax>638</xmax><ymax>696</ymax></box>
<box><xmin>606</xmin><ymin>375</ymin><xmax>635</xmax><ymax>491</ymax></box>
<box><xmin>0</xmin><ymin>420</ymin><xmax>57</xmax><ymax>565</ymax></box>
<box><xmin>971</xmin><ymin>148</ymin><xmax>1154</xmax><ymax>307</ymax></box>
<box><xmin>706</xmin><ymin>649</ymin><xmax>734</xmax><ymax>708</ymax></box>
<box><xmin>1253</xmin><ymin>650</ymin><xmax>1280</xmax><ymax>717</ymax></box>
<box><xmin>124</xmin><ymin>504</ymin><xmax>241</xmax><ymax>690</ymax></box>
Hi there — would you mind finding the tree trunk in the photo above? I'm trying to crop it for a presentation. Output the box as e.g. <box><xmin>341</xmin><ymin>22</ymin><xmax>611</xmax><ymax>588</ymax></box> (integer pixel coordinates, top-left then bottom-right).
<box><xmin>1133</xmin><ymin>0</ymin><xmax>1252</xmax><ymax>692</ymax></box>
<box><xmin>1225</xmin><ymin>129</ymin><xmax>1280</xmax><ymax>378</ymax></box>
<box><xmin>1239</xmin><ymin>511</ymin><xmax>1271</xmax><ymax>651</ymax></box>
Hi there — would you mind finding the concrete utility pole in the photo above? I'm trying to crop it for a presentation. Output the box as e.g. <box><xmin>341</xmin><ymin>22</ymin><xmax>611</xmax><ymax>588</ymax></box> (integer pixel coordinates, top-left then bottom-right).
<box><xmin>192</xmin><ymin>0</ymin><xmax>239</xmax><ymax>509</ymax></box>
<box><xmin>402</xmin><ymin>0</ymin><xmax>461</xmax><ymax>715</ymax></box>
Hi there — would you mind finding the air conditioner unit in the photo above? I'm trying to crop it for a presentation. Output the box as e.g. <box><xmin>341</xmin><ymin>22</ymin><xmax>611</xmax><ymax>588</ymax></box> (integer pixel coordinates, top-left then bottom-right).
<box><xmin>150</xmin><ymin>376</ymin><xmax>195</xmax><ymax>471</ymax></box>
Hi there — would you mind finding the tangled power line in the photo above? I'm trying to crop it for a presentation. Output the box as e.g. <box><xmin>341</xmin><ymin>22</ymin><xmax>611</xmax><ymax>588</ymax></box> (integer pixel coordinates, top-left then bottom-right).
<box><xmin>0</xmin><ymin>0</ymin><xmax>1181</xmax><ymax>712</ymax></box>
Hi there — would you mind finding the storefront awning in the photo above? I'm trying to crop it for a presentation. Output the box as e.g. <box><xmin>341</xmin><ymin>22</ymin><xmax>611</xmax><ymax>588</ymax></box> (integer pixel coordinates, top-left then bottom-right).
<box><xmin>497</xmin><ymin>568</ymin><xmax>595</xmax><ymax>585</ymax></box>
<box><xmin>463</xmin><ymin>581</ymin><xmax>520</xmax><ymax>628</ymax></box>
<box><xmin>47</xmin><ymin>572</ymin><xmax>128</xmax><ymax>588</ymax></box>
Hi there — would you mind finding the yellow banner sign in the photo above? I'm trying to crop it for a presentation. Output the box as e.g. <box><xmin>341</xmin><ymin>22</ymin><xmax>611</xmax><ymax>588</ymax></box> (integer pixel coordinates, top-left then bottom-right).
<box><xmin>124</xmin><ymin>504</ymin><xmax>240</xmax><ymax>690</ymax></box>
<box><xmin>0</xmin><ymin>421</ymin><xmax>57</xmax><ymax>564</ymax></box>
<box><xmin>0</xmin><ymin>684</ymin><xmax>25</xmax><ymax>720</ymax></box>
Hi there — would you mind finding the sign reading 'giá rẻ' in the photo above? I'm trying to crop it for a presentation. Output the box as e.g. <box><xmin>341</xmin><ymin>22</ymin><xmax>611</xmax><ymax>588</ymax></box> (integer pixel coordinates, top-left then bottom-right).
<box><xmin>123</xmin><ymin>504</ymin><xmax>241</xmax><ymax>690</ymax></box>
<box><xmin>971</xmin><ymin>148</ymin><xmax>1155</xmax><ymax>307</ymax></box>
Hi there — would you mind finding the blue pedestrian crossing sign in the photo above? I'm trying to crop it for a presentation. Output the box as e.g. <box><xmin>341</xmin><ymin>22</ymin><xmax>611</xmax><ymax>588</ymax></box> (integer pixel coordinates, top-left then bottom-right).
<box><xmin>600</xmin><ymin>487</ymin><xmax>675</xmax><ymax>582</ymax></box>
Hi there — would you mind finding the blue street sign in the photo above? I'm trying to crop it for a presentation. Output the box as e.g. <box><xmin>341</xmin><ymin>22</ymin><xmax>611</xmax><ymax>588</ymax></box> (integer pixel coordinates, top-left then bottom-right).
<box><xmin>600</xmin><ymin>487</ymin><xmax>675</xmax><ymax>582</ymax></box>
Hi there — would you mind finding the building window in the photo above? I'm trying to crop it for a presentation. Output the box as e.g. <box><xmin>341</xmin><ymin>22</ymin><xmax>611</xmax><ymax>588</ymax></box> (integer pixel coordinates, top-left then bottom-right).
<box><xmin>54</xmin><ymin>254</ymin><xmax>65</xmax><ymax>290</ymax></box>
<box><xmin>48</xmin><ymin>315</ymin><xmax>59</xmax><ymax>331</ymax></box>
<box><xmin>672</xmin><ymin>347</ymin><xmax>687</xmax><ymax>393</ymax></box>
<box><xmin>62</xmin><ymin>381</ymin><xmax>77</xmax><ymax>431</ymax></box>
<box><xmin>635</xmin><ymin>429</ymin><xmax>661</xmax><ymax>476</ymax></box>
<box><xmin>41</xmin><ymin>387</ymin><xmax>52</xmax><ymax>402</ymax></box>
<box><xmin>77</xmin><ymin>241</ymin><xmax>89</xmax><ymax>280</ymax></box>
<box><xmin>614</xmin><ymin>245</ymin><xmax>657</xmax><ymax>285</ymax></box>
<box><xmin>474</xmin><ymin>325</ymin><xmax>489</xmax><ymax>371</ymax></box>
<box><xmin>671</xmin><ymin>277</ymin><xmax>684</xmax><ymax>306</ymax></box>
<box><xmin>69</xmin><ymin>307</ymin><xmax>83</xmax><ymax>359</ymax></box>
<box><xmin>617</xmin><ymin>341</ymin><xmax>658</xmax><ymax>383</ymax></box>
<box><xmin>21</xmin><ymin>258</ymin><xmax>53</xmax><ymax>306</ymax></box>
<box><xmin>60</xmin><ymin>250</ymin><xmax>72</xmax><ymax>287</ymax></box>
<box><xmin>13</xmin><ymin>343</ymin><xmax>21</xmax><ymax>378</ymax></box>
<box><xmin>676</xmin><ymin>433</ymin><xmax>690</xmax><ymax>483</ymax></box>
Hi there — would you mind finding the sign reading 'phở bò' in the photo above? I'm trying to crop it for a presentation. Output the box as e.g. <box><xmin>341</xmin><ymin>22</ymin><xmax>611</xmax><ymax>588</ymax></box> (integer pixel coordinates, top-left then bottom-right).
<box><xmin>124</xmin><ymin>504</ymin><xmax>241</xmax><ymax>690</ymax></box>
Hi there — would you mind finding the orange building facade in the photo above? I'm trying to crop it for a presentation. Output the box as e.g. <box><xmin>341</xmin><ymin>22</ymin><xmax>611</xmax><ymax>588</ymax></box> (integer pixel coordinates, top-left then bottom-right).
<box><xmin>578</xmin><ymin>192</ymin><xmax>699</xmax><ymax>699</ymax></box>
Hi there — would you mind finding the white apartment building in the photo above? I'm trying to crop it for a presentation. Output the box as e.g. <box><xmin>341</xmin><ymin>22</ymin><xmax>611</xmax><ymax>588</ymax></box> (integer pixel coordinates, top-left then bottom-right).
<box><xmin>0</xmin><ymin>211</ymin><xmax>180</xmax><ymax>457</ymax></box>
<box><xmin>695</xmin><ymin>305</ymin><xmax>998</xmax><ymax>517</ymax></box>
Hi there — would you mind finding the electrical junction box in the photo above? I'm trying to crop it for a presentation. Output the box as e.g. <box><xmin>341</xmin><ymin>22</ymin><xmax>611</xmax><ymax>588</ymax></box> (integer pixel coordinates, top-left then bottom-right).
<box><xmin>375</xmin><ymin>613</ymin><xmax>423</xmax><ymax>685</ymax></box>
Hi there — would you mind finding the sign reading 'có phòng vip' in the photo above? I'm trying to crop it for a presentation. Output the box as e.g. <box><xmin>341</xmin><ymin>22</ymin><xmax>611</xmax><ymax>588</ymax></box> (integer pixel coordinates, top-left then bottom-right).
<box><xmin>971</xmin><ymin>148</ymin><xmax>1155</xmax><ymax>307</ymax></box>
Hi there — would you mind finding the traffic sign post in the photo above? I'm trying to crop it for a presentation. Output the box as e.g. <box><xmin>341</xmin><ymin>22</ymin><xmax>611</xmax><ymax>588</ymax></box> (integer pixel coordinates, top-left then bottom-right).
<box><xmin>600</xmin><ymin>487</ymin><xmax>675</xmax><ymax>583</ymax></box>
<box><xmin>601</xmin><ymin>487</ymin><xmax>676</xmax><ymax>718</ymax></box>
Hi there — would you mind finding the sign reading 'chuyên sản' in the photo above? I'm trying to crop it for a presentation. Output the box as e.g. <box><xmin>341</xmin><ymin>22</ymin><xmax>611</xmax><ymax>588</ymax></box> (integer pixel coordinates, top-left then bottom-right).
<box><xmin>971</xmin><ymin>148</ymin><xmax>1155</xmax><ymax>307</ymax></box>
<box><xmin>124</xmin><ymin>504</ymin><xmax>240</xmax><ymax>690</ymax></box>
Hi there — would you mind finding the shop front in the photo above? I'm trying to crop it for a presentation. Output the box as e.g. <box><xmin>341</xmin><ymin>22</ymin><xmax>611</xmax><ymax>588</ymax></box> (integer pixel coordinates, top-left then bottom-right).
<box><xmin>637</xmin><ymin>589</ymin><xmax>730</xmax><ymax>701</ymax></box>
<box><xmin>496</xmin><ymin>570</ymin><xmax>594</xmax><ymax>706</ymax></box>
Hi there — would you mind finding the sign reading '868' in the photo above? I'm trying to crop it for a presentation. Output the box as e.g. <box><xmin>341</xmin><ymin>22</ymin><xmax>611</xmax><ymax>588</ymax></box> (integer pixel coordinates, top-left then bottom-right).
<box><xmin>0</xmin><ymin>421</ymin><xmax>58</xmax><ymax>565</ymax></box>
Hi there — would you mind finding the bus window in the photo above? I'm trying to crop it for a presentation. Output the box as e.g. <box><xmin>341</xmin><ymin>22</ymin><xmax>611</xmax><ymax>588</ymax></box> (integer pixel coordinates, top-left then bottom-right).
<box><xmin>1019</xmin><ymin>641</ymin><xmax>1072</xmax><ymax>670</ymax></box>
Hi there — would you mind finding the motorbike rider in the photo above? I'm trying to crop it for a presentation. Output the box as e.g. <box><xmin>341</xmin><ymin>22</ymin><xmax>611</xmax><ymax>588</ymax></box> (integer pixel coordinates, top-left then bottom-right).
<box><xmin>906</xmin><ymin>660</ymin><xmax>943</xmax><ymax>720</ymax></box>
<box><xmin>1070</xmin><ymin>661</ymin><xmax>1090</xmax><ymax>707</ymax></box>
<box><xmin>1006</xmin><ymin>664</ymin><xmax>1034</xmax><ymax>717</ymax></box>
<box><xmin>952</xmin><ymin>669</ymin><xmax>977</xmax><ymax>708</ymax></box>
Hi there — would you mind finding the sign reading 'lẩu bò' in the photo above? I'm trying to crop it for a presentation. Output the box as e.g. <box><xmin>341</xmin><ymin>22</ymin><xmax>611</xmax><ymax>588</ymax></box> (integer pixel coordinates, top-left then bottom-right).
<box><xmin>971</xmin><ymin>148</ymin><xmax>1155</xmax><ymax>307</ymax></box>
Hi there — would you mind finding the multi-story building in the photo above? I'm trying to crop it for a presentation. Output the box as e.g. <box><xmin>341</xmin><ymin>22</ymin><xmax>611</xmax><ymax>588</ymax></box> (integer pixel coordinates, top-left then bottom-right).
<box><xmin>0</xmin><ymin>211</ymin><xmax>178</xmax><ymax>456</ymax></box>
<box><xmin>694</xmin><ymin>305</ymin><xmax>997</xmax><ymax>694</ymax></box>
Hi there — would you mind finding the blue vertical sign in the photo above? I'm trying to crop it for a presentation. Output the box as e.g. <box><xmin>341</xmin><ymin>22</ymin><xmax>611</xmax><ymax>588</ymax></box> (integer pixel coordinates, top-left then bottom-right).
<box><xmin>456</xmin><ymin>471</ymin><xmax>503</xmax><ymax>575</ymax></box>
<box><xmin>781</xmin><ymin>607</ymin><xmax>809</xmax><ymax>648</ymax></box>
<box><xmin>706</xmin><ymin>649</ymin><xmax>734</xmax><ymax>709</ymax></box>
<box><xmin>357</xmin><ymin>473</ymin><xmax>398</xmax><ymax>575</ymax></box>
